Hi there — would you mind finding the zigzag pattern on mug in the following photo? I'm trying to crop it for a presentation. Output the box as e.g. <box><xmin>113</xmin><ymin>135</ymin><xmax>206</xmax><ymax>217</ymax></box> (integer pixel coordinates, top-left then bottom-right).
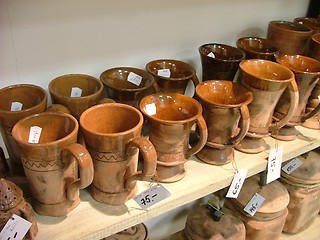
<box><xmin>88</xmin><ymin>149</ymin><xmax>123</xmax><ymax>162</ymax></box>
<box><xmin>22</xmin><ymin>158</ymin><xmax>61</xmax><ymax>171</ymax></box>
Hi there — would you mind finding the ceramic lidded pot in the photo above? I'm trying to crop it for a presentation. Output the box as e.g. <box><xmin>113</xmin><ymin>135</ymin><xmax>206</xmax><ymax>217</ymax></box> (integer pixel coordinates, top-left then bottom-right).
<box><xmin>180</xmin><ymin>205</ymin><xmax>246</xmax><ymax>240</ymax></box>
<box><xmin>225</xmin><ymin>174</ymin><xmax>290</xmax><ymax>240</ymax></box>
<box><xmin>199</xmin><ymin>43</ymin><xmax>245</xmax><ymax>81</ymax></box>
<box><xmin>0</xmin><ymin>178</ymin><xmax>38</xmax><ymax>240</ymax></box>
<box><xmin>267</xmin><ymin>20</ymin><xmax>313</xmax><ymax>55</ymax></box>
<box><xmin>195</xmin><ymin>80</ymin><xmax>253</xmax><ymax>165</ymax></box>
<box><xmin>294</xmin><ymin>17</ymin><xmax>320</xmax><ymax>34</ymax></box>
<box><xmin>236</xmin><ymin>37</ymin><xmax>279</xmax><ymax>61</ymax></box>
<box><xmin>102</xmin><ymin>223</ymin><xmax>148</xmax><ymax>240</ymax></box>
<box><xmin>280</xmin><ymin>149</ymin><xmax>320</xmax><ymax>234</ymax></box>
<box><xmin>146</xmin><ymin>59</ymin><xmax>199</xmax><ymax>95</ymax></box>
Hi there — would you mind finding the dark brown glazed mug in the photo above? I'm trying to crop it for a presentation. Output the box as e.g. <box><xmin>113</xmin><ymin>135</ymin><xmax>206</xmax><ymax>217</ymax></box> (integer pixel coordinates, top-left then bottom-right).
<box><xmin>146</xmin><ymin>59</ymin><xmax>199</xmax><ymax>95</ymax></box>
<box><xmin>198</xmin><ymin>43</ymin><xmax>245</xmax><ymax>81</ymax></box>
<box><xmin>236</xmin><ymin>37</ymin><xmax>279</xmax><ymax>61</ymax></box>
<box><xmin>294</xmin><ymin>17</ymin><xmax>320</xmax><ymax>34</ymax></box>
<box><xmin>267</xmin><ymin>20</ymin><xmax>313</xmax><ymax>55</ymax></box>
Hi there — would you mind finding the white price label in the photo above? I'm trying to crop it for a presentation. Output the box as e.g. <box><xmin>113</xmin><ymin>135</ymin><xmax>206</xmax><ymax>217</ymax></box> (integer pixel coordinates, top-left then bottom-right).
<box><xmin>318</xmin><ymin>95</ymin><xmax>320</xmax><ymax>101</ymax></box>
<box><xmin>70</xmin><ymin>87</ymin><xmax>82</xmax><ymax>97</ymax></box>
<box><xmin>282</xmin><ymin>157</ymin><xmax>304</xmax><ymax>174</ymax></box>
<box><xmin>266</xmin><ymin>146</ymin><xmax>283</xmax><ymax>184</ymax></box>
<box><xmin>157</xmin><ymin>69</ymin><xmax>171</xmax><ymax>78</ymax></box>
<box><xmin>243</xmin><ymin>193</ymin><xmax>265</xmax><ymax>216</ymax></box>
<box><xmin>127</xmin><ymin>72</ymin><xmax>142</xmax><ymax>86</ymax></box>
<box><xmin>10</xmin><ymin>102</ymin><xmax>23</xmax><ymax>111</ymax></box>
<box><xmin>133</xmin><ymin>184</ymin><xmax>171</xmax><ymax>209</ymax></box>
<box><xmin>145</xmin><ymin>103</ymin><xmax>157</xmax><ymax>116</ymax></box>
<box><xmin>226</xmin><ymin>169</ymin><xmax>247</xmax><ymax>199</ymax></box>
<box><xmin>28</xmin><ymin>126</ymin><xmax>42</xmax><ymax>144</ymax></box>
<box><xmin>207</xmin><ymin>52</ymin><xmax>216</xmax><ymax>58</ymax></box>
<box><xmin>0</xmin><ymin>214</ymin><xmax>32</xmax><ymax>240</ymax></box>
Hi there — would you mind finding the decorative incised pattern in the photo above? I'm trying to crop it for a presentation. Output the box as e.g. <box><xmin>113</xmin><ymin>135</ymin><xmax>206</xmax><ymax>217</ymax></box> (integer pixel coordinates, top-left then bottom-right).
<box><xmin>21</xmin><ymin>158</ymin><xmax>61</xmax><ymax>171</ymax></box>
<box><xmin>88</xmin><ymin>148</ymin><xmax>124</xmax><ymax>163</ymax></box>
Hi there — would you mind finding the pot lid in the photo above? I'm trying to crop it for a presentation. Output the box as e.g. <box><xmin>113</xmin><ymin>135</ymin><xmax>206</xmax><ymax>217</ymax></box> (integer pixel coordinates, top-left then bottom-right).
<box><xmin>281</xmin><ymin>149</ymin><xmax>320</xmax><ymax>185</ymax></box>
<box><xmin>0</xmin><ymin>178</ymin><xmax>23</xmax><ymax>211</ymax></box>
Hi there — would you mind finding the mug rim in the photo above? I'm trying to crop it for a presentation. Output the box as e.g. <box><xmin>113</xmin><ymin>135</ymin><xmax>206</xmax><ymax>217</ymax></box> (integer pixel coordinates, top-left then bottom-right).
<box><xmin>268</xmin><ymin>20</ymin><xmax>313</xmax><ymax>34</ymax></box>
<box><xmin>236</xmin><ymin>37</ymin><xmax>279</xmax><ymax>55</ymax></box>
<box><xmin>275</xmin><ymin>54</ymin><xmax>320</xmax><ymax>74</ymax></box>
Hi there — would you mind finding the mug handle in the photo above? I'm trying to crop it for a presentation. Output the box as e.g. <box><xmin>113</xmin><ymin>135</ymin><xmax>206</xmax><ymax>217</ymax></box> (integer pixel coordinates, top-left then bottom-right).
<box><xmin>191</xmin><ymin>74</ymin><xmax>200</xmax><ymax>97</ymax></box>
<box><xmin>186</xmin><ymin>116</ymin><xmax>208</xmax><ymax>158</ymax></box>
<box><xmin>269</xmin><ymin>80</ymin><xmax>299</xmax><ymax>132</ymax></box>
<box><xmin>124</xmin><ymin>137</ymin><xmax>157</xmax><ymax>190</ymax></box>
<box><xmin>302</xmin><ymin>102</ymin><xmax>320</xmax><ymax>122</ymax></box>
<box><xmin>152</xmin><ymin>81</ymin><xmax>161</xmax><ymax>93</ymax></box>
<box><xmin>229</xmin><ymin>105</ymin><xmax>250</xmax><ymax>145</ymax></box>
<box><xmin>61</xmin><ymin>143</ymin><xmax>94</xmax><ymax>201</ymax></box>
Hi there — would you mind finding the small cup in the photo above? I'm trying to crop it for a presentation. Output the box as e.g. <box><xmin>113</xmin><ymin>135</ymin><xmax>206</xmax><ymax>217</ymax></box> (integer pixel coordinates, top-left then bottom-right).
<box><xmin>80</xmin><ymin>103</ymin><xmax>157</xmax><ymax>205</ymax></box>
<box><xmin>12</xmin><ymin>112</ymin><xmax>94</xmax><ymax>216</ymax></box>
<box><xmin>198</xmin><ymin>43</ymin><xmax>245</xmax><ymax>81</ymax></box>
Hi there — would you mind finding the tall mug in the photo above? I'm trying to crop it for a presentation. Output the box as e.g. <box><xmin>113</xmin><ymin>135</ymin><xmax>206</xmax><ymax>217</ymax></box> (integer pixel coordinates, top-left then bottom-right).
<box><xmin>12</xmin><ymin>112</ymin><xmax>94</xmax><ymax>216</ymax></box>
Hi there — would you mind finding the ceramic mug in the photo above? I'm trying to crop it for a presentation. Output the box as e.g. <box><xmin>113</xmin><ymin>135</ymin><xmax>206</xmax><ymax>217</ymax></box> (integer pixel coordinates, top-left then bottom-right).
<box><xmin>195</xmin><ymin>80</ymin><xmax>253</xmax><ymax>165</ymax></box>
<box><xmin>80</xmin><ymin>103</ymin><xmax>157</xmax><ymax>205</ymax></box>
<box><xmin>146</xmin><ymin>59</ymin><xmax>199</xmax><ymax>95</ymax></box>
<box><xmin>309</xmin><ymin>33</ymin><xmax>320</xmax><ymax>61</ymax></box>
<box><xmin>140</xmin><ymin>93</ymin><xmax>208</xmax><ymax>182</ymax></box>
<box><xmin>198</xmin><ymin>43</ymin><xmax>245</xmax><ymax>81</ymax></box>
<box><xmin>12</xmin><ymin>112</ymin><xmax>94</xmax><ymax>216</ymax></box>
<box><xmin>0</xmin><ymin>84</ymin><xmax>47</xmax><ymax>175</ymax></box>
<box><xmin>294</xmin><ymin>17</ymin><xmax>320</xmax><ymax>34</ymax></box>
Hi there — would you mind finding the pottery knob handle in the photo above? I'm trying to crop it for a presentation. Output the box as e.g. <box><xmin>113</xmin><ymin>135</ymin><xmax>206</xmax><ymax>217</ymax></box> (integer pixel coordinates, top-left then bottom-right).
<box><xmin>230</xmin><ymin>105</ymin><xmax>250</xmax><ymax>145</ymax></box>
<box><xmin>125</xmin><ymin>137</ymin><xmax>157</xmax><ymax>190</ymax></box>
<box><xmin>61</xmin><ymin>143</ymin><xmax>94</xmax><ymax>201</ymax></box>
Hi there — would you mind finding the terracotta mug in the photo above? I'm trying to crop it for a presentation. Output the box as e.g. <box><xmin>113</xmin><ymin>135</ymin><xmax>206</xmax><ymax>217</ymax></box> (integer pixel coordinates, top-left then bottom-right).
<box><xmin>267</xmin><ymin>20</ymin><xmax>313</xmax><ymax>55</ymax></box>
<box><xmin>235</xmin><ymin>59</ymin><xmax>298</xmax><ymax>154</ymax></box>
<box><xmin>195</xmin><ymin>80</ymin><xmax>253</xmax><ymax>165</ymax></box>
<box><xmin>294</xmin><ymin>17</ymin><xmax>320</xmax><ymax>34</ymax></box>
<box><xmin>198</xmin><ymin>43</ymin><xmax>245</xmax><ymax>81</ymax></box>
<box><xmin>146</xmin><ymin>59</ymin><xmax>199</xmax><ymax>95</ymax></box>
<box><xmin>100</xmin><ymin>67</ymin><xmax>160</xmax><ymax>108</ymax></box>
<box><xmin>49</xmin><ymin>74</ymin><xmax>104</xmax><ymax>119</ymax></box>
<box><xmin>139</xmin><ymin>93</ymin><xmax>208</xmax><ymax>182</ymax></box>
<box><xmin>0</xmin><ymin>84</ymin><xmax>47</xmax><ymax>175</ymax></box>
<box><xmin>80</xmin><ymin>103</ymin><xmax>157</xmax><ymax>205</ymax></box>
<box><xmin>12</xmin><ymin>112</ymin><xmax>94</xmax><ymax>216</ymax></box>
<box><xmin>236</xmin><ymin>37</ymin><xmax>279</xmax><ymax>61</ymax></box>
<box><xmin>273</xmin><ymin>55</ymin><xmax>320</xmax><ymax>140</ymax></box>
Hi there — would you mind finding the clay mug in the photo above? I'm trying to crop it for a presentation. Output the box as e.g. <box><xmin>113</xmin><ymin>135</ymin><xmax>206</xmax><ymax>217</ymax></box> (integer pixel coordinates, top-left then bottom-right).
<box><xmin>294</xmin><ymin>17</ymin><xmax>320</xmax><ymax>34</ymax></box>
<box><xmin>309</xmin><ymin>33</ymin><xmax>320</xmax><ymax>61</ymax></box>
<box><xmin>195</xmin><ymin>80</ymin><xmax>253</xmax><ymax>165</ymax></box>
<box><xmin>198</xmin><ymin>43</ymin><xmax>245</xmax><ymax>81</ymax></box>
<box><xmin>100</xmin><ymin>67</ymin><xmax>160</xmax><ymax>108</ymax></box>
<box><xmin>267</xmin><ymin>20</ymin><xmax>313</xmax><ymax>55</ymax></box>
<box><xmin>12</xmin><ymin>112</ymin><xmax>94</xmax><ymax>216</ymax></box>
<box><xmin>146</xmin><ymin>59</ymin><xmax>199</xmax><ymax>95</ymax></box>
<box><xmin>0</xmin><ymin>84</ymin><xmax>47</xmax><ymax>175</ymax></box>
<box><xmin>235</xmin><ymin>59</ymin><xmax>298</xmax><ymax>154</ymax></box>
<box><xmin>49</xmin><ymin>74</ymin><xmax>104</xmax><ymax>119</ymax></box>
<box><xmin>273</xmin><ymin>55</ymin><xmax>320</xmax><ymax>140</ymax></box>
<box><xmin>302</xmin><ymin>81</ymin><xmax>320</xmax><ymax>129</ymax></box>
<box><xmin>236</xmin><ymin>37</ymin><xmax>279</xmax><ymax>61</ymax></box>
<box><xmin>139</xmin><ymin>93</ymin><xmax>208</xmax><ymax>182</ymax></box>
<box><xmin>80</xmin><ymin>103</ymin><xmax>157</xmax><ymax>205</ymax></box>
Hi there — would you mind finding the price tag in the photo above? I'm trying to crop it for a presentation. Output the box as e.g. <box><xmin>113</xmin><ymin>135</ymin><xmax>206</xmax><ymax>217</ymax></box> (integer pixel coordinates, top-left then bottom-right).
<box><xmin>10</xmin><ymin>102</ymin><xmax>23</xmax><ymax>111</ymax></box>
<box><xmin>145</xmin><ymin>103</ymin><xmax>157</xmax><ymax>116</ymax></box>
<box><xmin>282</xmin><ymin>157</ymin><xmax>303</xmax><ymax>174</ymax></box>
<box><xmin>207</xmin><ymin>52</ymin><xmax>216</xmax><ymax>58</ymax></box>
<box><xmin>157</xmin><ymin>69</ymin><xmax>171</xmax><ymax>78</ymax></box>
<box><xmin>266</xmin><ymin>146</ymin><xmax>283</xmax><ymax>184</ymax></box>
<box><xmin>133</xmin><ymin>184</ymin><xmax>171</xmax><ymax>210</ymax></box>
<box><xmin>70</xmin><ymin>87</ymin><xmax>82</xmax><ymax>97</ymax></box>
<box><xmin>0</xmin><ymin>214</ymin><xmax>32</xmax><ymax>240</ymax></box>
<box><xmin>127</xmin><ymin>72</ymin><xmax>142</xmax><ymax>86</ymax></box>
<box><xmin>243</xmin><ymin>193</ymin><xmax>265</xmax><ymax>216</ymax></box>
<box><xmin>226</xmin><ymin>169</ymin><xmax>247</xmax><ymax>199</ymax></box>
<box><xmin>28</xmin><ymin>126</ymin><xmax>42</xmax><ymax>144</ymax></box>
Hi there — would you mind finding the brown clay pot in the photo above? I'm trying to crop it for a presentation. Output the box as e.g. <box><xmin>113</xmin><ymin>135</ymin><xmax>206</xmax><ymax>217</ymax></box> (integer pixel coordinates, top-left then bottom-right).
<box><xmin>273</xmin><ymin>55</ymin><xmax>320</xmax><ymax>140</ymax></box>
<box><xmin>225</xmin><ymin>174</ymin><xmax>290</xmax><ymax>240</ymax></box>
<box><xmin>235</xmin><ymin>59</ymin><xmax>298</xmax><ymax>154</ymax></box>
<box><xmin>195</xmin><ymin>80</ymin><xmax>253</xmax><ymax>165</ymax></box>
<box><xmin>12</xmin><ymin>112</ymin><xmax>94</xmax><ymax>216</ymax></box>
<box><xmin>280</xmin><ymin>149</ymin><xmax>320</xmax><ymax>234</ymax></box>
<box><xmin>80</xmin><ymin>103</ymin><xmax>157</xmax><ymax>205</ymax></box>
<box><xmin>309</xmin><ymin>33</ymin><xmax>320</xmax><ymax>61</ymax></box>
<box><xmin>294</xmin><ymin>17</ymin><xmax>320</xmax><ymax>34</ymax></box>
<box><xmin>140</xmin><ymin>93</ymin><xmax>207</xmax><ymax>183</ymax></box>
<box><xmin>267</xmin><ymin>20</ymin><xmax>313</xmax><ymax>55</ymax></box>
<box><xmin>0</xmin><ymin>178</ymin><xmax>38</xmax><ymax>239</ymax></box>
<box><xmin>0</xmin><ymin>84</ymin><xmax>48</xmax><ymax>175</ymax></box>
<box><xmin>102</xmin><ymin>223</ymin><xmax>148</xmax><ymax>240</ymax></box>
<box><xmin>302</xmin><ymin>81</ymin><xmax>320</xmax><ymax>129</ymax></box>
<box><xmin>199</xmin><ymin>43</ymin><xmax>245</xmax><ymax>81</ymax></box>
<box><xmin>146</xmin><ymin>59</ymin><xmax>199</xmax><ymax>95</ymax></box>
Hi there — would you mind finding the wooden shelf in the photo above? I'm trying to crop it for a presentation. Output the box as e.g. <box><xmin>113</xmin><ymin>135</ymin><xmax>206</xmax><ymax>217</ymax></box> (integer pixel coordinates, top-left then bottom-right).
<box><xmin>34</xmin><ymin>126</ymin><xmax>320</xmax><ymax>239</ymax></box>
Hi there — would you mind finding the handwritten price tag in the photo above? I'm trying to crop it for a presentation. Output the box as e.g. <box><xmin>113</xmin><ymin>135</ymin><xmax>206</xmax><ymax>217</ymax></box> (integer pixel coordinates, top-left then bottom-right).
<box><xmin>10</xmin><ymin>102</ymin><xmax>23</xmax><ymax>111</ymax></box>
<box><xmin>133</xmin><ymin>184</ymin><xmax>171</xmax><ymax>209</ymax></box>
<box><xmin>127</xmin><ymin>72</ymin><xmax>142</xmax><ymax>86</ymax></box>
<box><xmin>266</xmin><ymin>146</ymin><xmax>283</xmax><ymax>184</ymax></box>
<box><xmin>0</xmin><ymin>214</ymin><xmax>32</xmax><ymax>240</ymax></box>
<box><xmin>226</xmin><ymin>169</ymin><xmax>247</xmax><ymax>199</ymax></box>
<box><xmin>28</xmin><ymin>126</ymin><xmax>42</xmax><ymax>144</ymax></box>
<box><xmin>243</xmin><ymin>193</ymin><xmax>265</xmax><ymax>216</ymax></box>
<box><xmin>282</xmin><ymin>157</ymin><xmax>303</xmax><ymax>174</ymax></box>
<box><xmin>207</xmin><ymin>52</ymin><xmax>216</xmax><ymax>58</ymax></box>
<box><xmin>157</xmin><ymin>69</ymin><xmax>171</xmax><ymax>78</ymax></box>
<box><xmin>70</xmin><ymin>87</ymin><xmax>82</xmax><ymax>97</ymax></box>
